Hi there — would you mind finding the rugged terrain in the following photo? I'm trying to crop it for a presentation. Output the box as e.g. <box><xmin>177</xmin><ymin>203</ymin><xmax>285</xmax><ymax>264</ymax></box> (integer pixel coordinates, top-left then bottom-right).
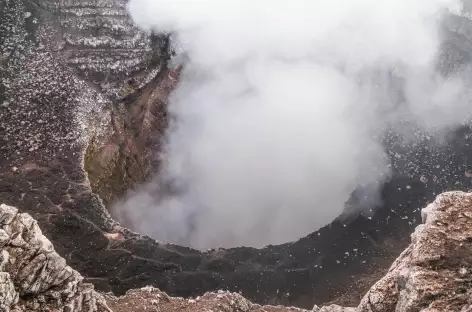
<box><xmin>2</xmin><ymin>0</ymin><xmax>472</xmax><ymax>310</ymax></box>
<box><xmin>1</xmin><ymin>191</ymin><xmax>472</xmax><ymax>311</ymax></box>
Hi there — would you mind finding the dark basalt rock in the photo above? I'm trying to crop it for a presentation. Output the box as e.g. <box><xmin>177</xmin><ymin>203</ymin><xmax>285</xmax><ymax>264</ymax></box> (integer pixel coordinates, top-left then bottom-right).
<box><xmin>1</xmin><ymin>0</ymin><xmax>472</xmax><ymax>310</ymax></box>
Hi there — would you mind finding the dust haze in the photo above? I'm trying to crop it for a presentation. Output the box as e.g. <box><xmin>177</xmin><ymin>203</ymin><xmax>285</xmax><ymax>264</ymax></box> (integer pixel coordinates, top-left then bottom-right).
<box><xmin>114</xmin><ymin>0</ymin><xmax>468</xmax><ymax>249</ymax></box>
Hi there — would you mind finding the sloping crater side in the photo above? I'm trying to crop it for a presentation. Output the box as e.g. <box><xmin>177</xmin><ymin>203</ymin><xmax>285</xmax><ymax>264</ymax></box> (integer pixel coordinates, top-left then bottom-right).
<box><xmin>1</xmin><ymin>191</ymin><xmax>472</xmax><ymax>311</ymax></box>
<box><xmin>2</xmin><ymin>0</ymin><xmax>472</xmax><ymax>310</ymax></box>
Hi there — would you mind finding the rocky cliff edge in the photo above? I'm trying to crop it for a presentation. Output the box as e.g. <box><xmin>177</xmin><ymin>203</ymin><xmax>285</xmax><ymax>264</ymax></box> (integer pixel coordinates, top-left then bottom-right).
<box><xmin>0</xmin><ymin>190</ymin><xmax>471</xmax><ymax>312</ymax></box>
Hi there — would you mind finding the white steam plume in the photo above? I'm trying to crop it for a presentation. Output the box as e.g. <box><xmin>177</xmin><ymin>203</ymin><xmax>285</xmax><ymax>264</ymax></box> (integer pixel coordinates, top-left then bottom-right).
<box><xmin>115</xmin><ymin>0</ymin><xmax>465</xmax><ymax>249</ymax></box>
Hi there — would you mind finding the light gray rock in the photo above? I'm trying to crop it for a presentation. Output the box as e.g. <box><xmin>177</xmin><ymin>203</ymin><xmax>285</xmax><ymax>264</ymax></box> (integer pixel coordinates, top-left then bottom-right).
<box><xmin>0</xmin><ymin>272</ymin><xmax>17</xmax><ymax>311</ymax></box>
<box><xmin>0</xmin><ymin>203</ymin><xmax>111</xmax><ymax>312</ymax></box>
<box><xmin>357</xmin><ymin>191</ymin><xmax>472</xmax><ymax>312</ymax></box>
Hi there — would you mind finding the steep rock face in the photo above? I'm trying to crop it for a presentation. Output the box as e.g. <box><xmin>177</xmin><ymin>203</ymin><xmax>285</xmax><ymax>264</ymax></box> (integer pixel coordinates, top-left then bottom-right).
<box><xmin>2</xmin><ymin>0</ymin><xmax>472</xmax><ymax>310</ymax></box>
<box><xmin>45</xmin><ymin>0</ymin><xmax>173</xmax><ymax>205</ymax></box>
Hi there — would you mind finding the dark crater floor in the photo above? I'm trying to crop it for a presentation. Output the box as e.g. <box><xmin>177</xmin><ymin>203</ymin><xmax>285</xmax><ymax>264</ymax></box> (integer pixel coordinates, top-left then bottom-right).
<box><xmin>2</xmin><ymin>0</ymin><xmax>472</xmax><ymax>309</ymax></box>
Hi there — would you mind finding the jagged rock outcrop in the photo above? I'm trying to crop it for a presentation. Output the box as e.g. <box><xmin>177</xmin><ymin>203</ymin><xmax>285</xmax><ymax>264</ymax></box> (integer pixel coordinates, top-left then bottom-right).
<box><xmin>355</xmin><ymin>191</ymin><xmax>472</xmax><ymax>312</ymax></box>
<box><xmin>2</xmin><ymin>0</ymin><xmax>472</xmax><ymax>310</ymax></box>
<box><xmin>0</xmin><ymin>203</ymin><xmax>110</xmax><ymax>312</ymax></box>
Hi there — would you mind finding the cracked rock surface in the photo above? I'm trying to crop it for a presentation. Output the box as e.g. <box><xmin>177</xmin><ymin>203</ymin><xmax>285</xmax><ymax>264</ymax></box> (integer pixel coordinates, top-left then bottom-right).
<box><xmin>0</xmin><ymin>203</ymin><xmax>110</xmax><ymax>312</ymax></box>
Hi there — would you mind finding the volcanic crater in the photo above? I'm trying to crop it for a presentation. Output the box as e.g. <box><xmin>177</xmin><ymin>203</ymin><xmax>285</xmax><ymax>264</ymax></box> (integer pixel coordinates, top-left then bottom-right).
<box><xmin>2</xmin><ymin>0</ymin><xmax>472</xmax><ymax>310</ymax></box>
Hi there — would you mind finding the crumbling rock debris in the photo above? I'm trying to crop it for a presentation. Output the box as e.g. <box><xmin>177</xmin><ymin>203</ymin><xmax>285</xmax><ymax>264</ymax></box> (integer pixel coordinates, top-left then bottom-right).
<box><xmin>105</xmin><ymin>287</ymin><xmax>308</xmax><ymax>312</ymax></box>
